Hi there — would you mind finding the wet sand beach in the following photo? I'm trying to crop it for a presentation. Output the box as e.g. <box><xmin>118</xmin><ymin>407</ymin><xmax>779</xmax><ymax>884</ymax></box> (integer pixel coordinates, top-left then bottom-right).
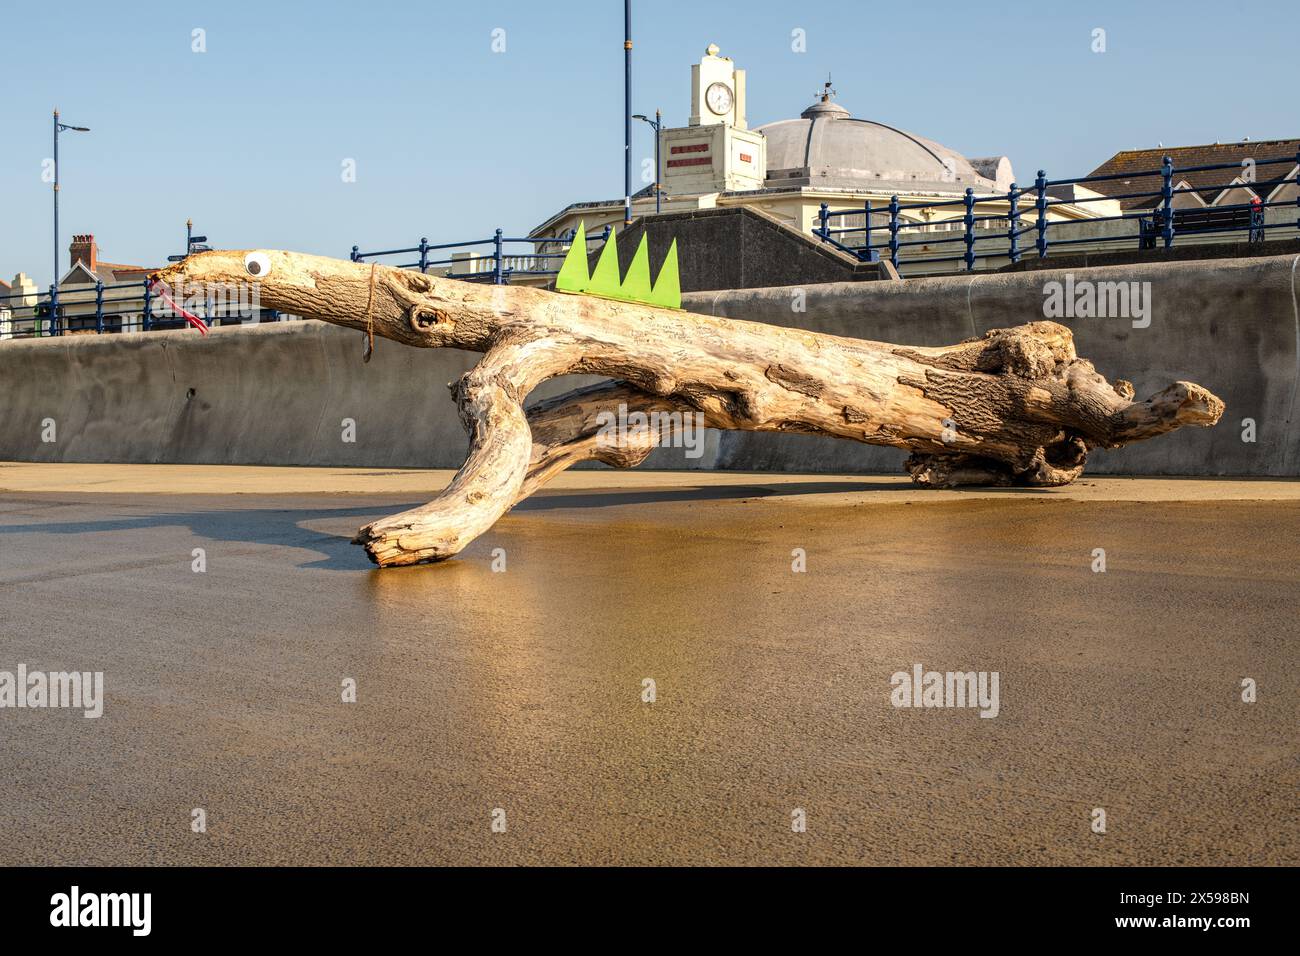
<box><xmin>0</xmin><ymin>467</ymin><xmax>1296</xmax><ymax>865</ymax></box>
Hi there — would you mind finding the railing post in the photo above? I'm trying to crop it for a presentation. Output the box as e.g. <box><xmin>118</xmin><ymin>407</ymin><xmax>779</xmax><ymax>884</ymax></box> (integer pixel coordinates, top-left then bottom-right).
<box><xmin>45</xmin><ymin>284</ymin><xmax>56</xmax><ymax>336</ymax></box>
<box><xmin>1034</xmin><ymin>170</ymin><xmax>1049</xmax><ymax>259</ymax></box>
<box><xmin>1007</xmin><ymin>184</ymin><xmax>1020</xmax><ymax>265</ymax></box>
<box><xmin>142</xmin><ymin>278</ymin><xmax>153</xmax><ymax>332</ymax></box>
<box><xmin>418</xmin><ymin>237</ymin><xmax>429</xmax><ymax>274</ymax></box>
<box><xmin>350</xmin><ymin>245</ymin><xmax>360</xmax><ymax>263</ymax></box>
<box><xmin>492</xmin><ymin>228</ymin><xmax>504</xmax><ymax>285</ymax></box>
<box><xmin>1160</xmin><ymin>155</ymin><xmax>1175</xmax><ymax>249</ymax></box>
<box><xmin>863</xmin><ymin>200</ymin><xmax>872</xmax><ymax>254</ymax></box>
<box><xmin>95</xmin><ymin>280</ymin><xmax>104</xmax><ymax>334</ymax></box>
<box><xmin>1294</xmin><ymin>149</ymin><xmax>1299</xmax><ymax>235</ymax></box>
<box><xmin>817</xmin><ymin>202</ymin><xmax>829</xmax><ymax>242</ymax></box>
<box><xmin>888</xmin><ymin>195</ymin><xmax>900</xmax><ymax>270</ymax></box>
<box><xmin>963</xmin><ymin>188</ymin><xmax>976</xmax><ymax>271</ymax></box>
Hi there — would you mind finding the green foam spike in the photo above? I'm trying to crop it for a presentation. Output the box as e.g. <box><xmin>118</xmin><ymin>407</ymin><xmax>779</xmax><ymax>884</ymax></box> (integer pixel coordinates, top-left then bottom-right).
<box><xmin>619</xmin><ymin>235</ymin><xmax>653</xmax><ymax>304</ymax></box>
<box><xmin>648</xmin><ymin>238</ymin><xmax>681</xmax><ymax>310</ymax></box>
<box><xmin>553</xmin><ymin>222</ymin><xmax>681</xmax><ymax>310</ymax></box>
<box><xmin>587</xmin><ymin>229</ymin><xmax>623</xmax><ymax>298</ymax></box>
<box><xmin>554</xmin><ymin>221</ymin><xmax>590</xmax><ymax>293</ymax></box>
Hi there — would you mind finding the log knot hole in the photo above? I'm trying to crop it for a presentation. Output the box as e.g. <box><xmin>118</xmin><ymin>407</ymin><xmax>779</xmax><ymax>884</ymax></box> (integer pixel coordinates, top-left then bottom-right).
<box><xmin>409</xmin><ymin>302</ymin><xmax>450</xmax><ymax>331</ymax></box>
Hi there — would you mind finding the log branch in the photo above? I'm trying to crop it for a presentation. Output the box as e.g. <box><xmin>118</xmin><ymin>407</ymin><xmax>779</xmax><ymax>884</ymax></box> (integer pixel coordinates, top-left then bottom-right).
<box><xmin>522</xmin><ymin>381</ymin><xmax>685</xmax><ymax>499</ymax></box>
<box><xmin>353</xmin><ymin>340</ymin><xmax>565</xmax><ymax>565</ymax></box>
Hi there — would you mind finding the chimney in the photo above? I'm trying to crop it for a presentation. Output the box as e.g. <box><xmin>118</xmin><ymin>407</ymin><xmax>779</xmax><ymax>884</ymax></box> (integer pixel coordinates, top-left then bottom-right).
<box><xmin>69</xmin><ymin>234</ymin><xmax>97</xmax><ymax>272</ymax></box>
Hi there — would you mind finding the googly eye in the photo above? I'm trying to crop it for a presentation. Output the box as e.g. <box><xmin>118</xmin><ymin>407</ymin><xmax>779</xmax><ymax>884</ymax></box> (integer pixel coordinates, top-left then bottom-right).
<box><xmin>244</xmin><ymin>252</ymin><xmax>271</xmax><ymax>277</ymax></box>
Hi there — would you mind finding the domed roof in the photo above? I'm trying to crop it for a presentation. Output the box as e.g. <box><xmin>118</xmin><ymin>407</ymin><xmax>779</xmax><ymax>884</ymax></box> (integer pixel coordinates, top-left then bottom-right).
<box><xmin>756</xmin><ymin>97</ymin><xmax>1004</xmax><ymax>192</ymax></box>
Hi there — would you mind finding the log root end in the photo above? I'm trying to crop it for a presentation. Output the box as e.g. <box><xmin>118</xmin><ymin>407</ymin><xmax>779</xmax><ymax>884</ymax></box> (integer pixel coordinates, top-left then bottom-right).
<box><xmin>906</xmin><ymin>434</ymin><xmax>1089</xmax><ymax>489</ymax></box>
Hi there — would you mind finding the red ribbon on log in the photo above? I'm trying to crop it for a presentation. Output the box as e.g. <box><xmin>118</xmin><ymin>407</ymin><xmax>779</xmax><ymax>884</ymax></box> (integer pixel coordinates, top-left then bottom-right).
<box><xmin>149</xmin><ymin>280</ymin><xmax>210</xmax><ymax>335</ymax></box>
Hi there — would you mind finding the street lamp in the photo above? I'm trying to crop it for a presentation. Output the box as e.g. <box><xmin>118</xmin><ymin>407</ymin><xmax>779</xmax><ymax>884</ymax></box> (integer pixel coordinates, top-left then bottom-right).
<box><xmin>623</xmin><ymin>0</ymin><xmax>632</xmax><ymax>225</ymax></box>
<box><xmin>52</xmin><ymin>108</ymin><xmax>90</xmax><ymax>336</ymax></box>
<box><xmin>633</xmin><ymin>111</ymin><xmax>663</xmax><ymax>215</ymax></box>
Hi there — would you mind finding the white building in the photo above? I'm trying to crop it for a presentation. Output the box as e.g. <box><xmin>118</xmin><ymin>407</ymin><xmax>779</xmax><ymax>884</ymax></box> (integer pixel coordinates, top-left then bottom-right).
<box><xmin>1</xmin><ymin>273</ymin><xmax>40</xmax><ymax>338</ymax></box>
<box><xmin>530</xmin><ymin>43</ymin><xmax>1108</xmax><ymax>268</ymax></box>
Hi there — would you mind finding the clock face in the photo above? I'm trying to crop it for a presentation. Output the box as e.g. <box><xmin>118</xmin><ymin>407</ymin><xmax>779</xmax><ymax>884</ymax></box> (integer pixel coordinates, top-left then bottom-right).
<box><xmin>705</xmin><ymin>82</ymin><xmax>734</xmax><ymax>116</ymax></box>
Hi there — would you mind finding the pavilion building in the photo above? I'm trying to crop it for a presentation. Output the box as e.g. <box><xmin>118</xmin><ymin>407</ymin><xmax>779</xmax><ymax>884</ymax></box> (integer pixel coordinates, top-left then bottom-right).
<box><xmin>527</xmin><ymin>44</ymin><xmax>1109</xmax><ymax>273</ymax></box>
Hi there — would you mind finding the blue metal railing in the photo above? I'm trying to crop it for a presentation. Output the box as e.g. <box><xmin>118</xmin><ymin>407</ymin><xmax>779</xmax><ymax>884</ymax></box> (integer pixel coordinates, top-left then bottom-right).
<box><xmin>349</xmin><ymin>224</ymin><xmax>612</xmax><ymax>284</ymax></box>
<box><xmin>7</xmin><ymin>158</ymin><xmax>1297</xmax><ymax>341</ymax></box>
<box><xmin>0</xmin><ymin>278</ymin><xmax>283</xmax><ymax>339</ymax></box>
<box><xmin>815</xmin><ymin>152</ymin><xmax>1300</xmax><ymax>276</ymax></box>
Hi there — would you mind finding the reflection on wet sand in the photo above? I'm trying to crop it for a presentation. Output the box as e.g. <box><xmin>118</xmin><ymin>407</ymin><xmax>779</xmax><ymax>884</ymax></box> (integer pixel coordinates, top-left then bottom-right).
<box><xmin>1</xmin><ymin>486</ymin><xmax>1296</xmax><ymax>864</ymax></box>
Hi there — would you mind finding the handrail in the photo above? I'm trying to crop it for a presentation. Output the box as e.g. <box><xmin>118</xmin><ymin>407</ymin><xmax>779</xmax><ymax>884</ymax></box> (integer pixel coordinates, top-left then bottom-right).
<box><xmin>350</xmin><ymin>224</ymin><xmax>613</xmax><ymax>285</ymax></box>
<box><xmin>813</xmin><ymin>150</ymin><xmax>1300</xmax><ymax>276</ymax></box>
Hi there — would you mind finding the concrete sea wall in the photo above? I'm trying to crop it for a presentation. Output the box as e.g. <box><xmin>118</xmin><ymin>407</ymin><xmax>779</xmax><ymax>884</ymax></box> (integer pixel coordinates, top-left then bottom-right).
<box><xmin>1</xmin><ymin>253</ymin><xmax>1296</xmax><ymax>476</ymax></box>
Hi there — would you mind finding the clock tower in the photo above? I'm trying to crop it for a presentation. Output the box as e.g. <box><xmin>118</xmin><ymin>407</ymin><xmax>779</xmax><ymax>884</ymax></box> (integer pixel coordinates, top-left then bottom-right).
<box><xmin>689</xmin><ymin>42</ymin><xmax>746</xmax><ymax>128</ymax></box>
<box><xmin>661</xmin><ymin>44</ymin><xmax>767</xmax><ymax>198</ymax></box>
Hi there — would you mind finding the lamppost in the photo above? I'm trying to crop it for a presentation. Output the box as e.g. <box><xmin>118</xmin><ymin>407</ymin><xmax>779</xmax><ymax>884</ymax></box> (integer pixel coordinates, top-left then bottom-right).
<box><xmin>52</xmin><ymin>108</ymin><xmax>90</xmax><ymax>336</ymax></box>
<box><xmin>623</xmin><ymin>0</ymin><xmax>633</xmax><ymax>226</ymax></box>
<box><xmin>633</xmin><ymin>110</ymin><xmax>663</xmax><ymax>215</ymax></box>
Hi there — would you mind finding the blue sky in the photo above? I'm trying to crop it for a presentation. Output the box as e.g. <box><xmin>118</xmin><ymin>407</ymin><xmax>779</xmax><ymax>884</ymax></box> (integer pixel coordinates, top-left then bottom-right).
<box><xmin>2</xmin><ymin>0</ymin><xmax>1294</xmax><ymax>284</ymax></box>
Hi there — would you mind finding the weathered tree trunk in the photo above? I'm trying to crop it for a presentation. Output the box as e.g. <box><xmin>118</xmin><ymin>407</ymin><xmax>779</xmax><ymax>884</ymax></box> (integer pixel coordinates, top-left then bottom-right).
<box><xmin>156</xmin><ymin>251</ymin><xmax>1224</xmax><ymax>566</ymax></box>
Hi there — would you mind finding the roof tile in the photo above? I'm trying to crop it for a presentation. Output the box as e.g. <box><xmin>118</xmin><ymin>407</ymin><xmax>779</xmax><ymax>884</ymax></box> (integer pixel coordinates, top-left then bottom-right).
<box><xmin>1086</xmin><ymin>140</ymin><xmax>1300</xmax><ymax>209</ymax></box>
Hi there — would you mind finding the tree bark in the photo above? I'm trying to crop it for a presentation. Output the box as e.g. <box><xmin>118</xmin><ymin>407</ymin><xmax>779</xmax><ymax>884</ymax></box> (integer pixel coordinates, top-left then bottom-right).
<box><xmin>155</xmin><ymin>251</ymin><xmax>1225</xmax><ymax>566</ymax></box>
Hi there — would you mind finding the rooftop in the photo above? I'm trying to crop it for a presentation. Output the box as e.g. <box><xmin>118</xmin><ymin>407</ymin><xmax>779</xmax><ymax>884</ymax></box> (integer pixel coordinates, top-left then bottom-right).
<box><xmin>755</xmin><ymin>94</ymin><xmax>1005</xmax><ymax>193</ymax></box>
<box><xmin>1086</xmin><ymin>139</ymin><xmax>1300</xmax><ymax>209</ymax></box>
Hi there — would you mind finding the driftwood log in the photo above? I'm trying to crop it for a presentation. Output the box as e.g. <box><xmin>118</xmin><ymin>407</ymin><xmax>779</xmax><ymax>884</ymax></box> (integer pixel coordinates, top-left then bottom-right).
<box><xmin>154</xmin><ymin>251</ymin><xmax>1224</xmax><ymax>567</ymax></box>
